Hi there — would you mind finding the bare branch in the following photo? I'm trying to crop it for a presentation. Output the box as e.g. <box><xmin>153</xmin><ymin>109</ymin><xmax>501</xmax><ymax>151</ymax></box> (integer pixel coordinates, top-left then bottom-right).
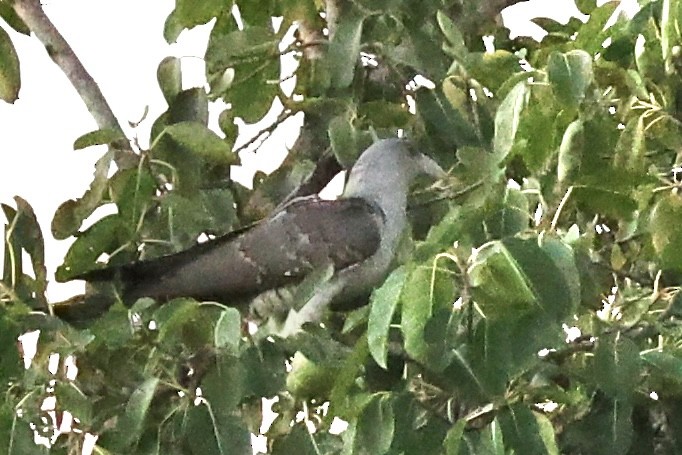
<box><xmin>12</xmin><ymin>0</ymin><xmax>126</xmax><ymax>139</ymax></box>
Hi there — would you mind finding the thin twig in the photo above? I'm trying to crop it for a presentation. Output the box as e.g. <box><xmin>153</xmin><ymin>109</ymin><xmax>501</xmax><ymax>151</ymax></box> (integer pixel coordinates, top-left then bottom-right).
<box><xmin>232</xmin><ymin>110</ymin><xmax>293</xmax><ymax>156</ymax></box>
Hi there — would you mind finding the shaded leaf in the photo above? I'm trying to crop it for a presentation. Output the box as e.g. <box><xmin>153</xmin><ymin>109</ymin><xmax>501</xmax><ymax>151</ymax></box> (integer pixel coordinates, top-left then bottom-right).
<box><xmin>593</xmin><ymin>332</ymin><xmax>640</xmax><ymax>400</ymax></box>
<box><xmin>165</xmin><ymin>122</ymin><xmax>237</xmax><ymax>165</ymax></box>
<box><xmin>327</xmin><ymin>7</ymin><xmax>366</xmax><ymax>88</ymax></box>
<box><xmin>169</xmin><ymin>88</ymin><xmax>209</xmax><ymax>125</ymax></box>
<box><xmin>443</xmin><ymin>418</ymin><xmax>467</xmax><ymax>455</ymax></box>
<box><xmin>416</xmin><ymin>88</ymin><xmax>480</xmax><ymax>151</ymax></box>
<box><xmin>214</xmin><ymin>307</ymin><xmax>241</xmax><ymax>353</ymax></box>
<box><xmin>102</xmin><ymin>377</ymin><xmax>160</xmax><ymax>451</ymax></box>
<box><xmin>184</xmin><ymin>403</ymin><xmax>251</xmax><ymax>455</ymax></box>
<box><xmin>353</xmin><ymin>393</ymin><xmax>394</xmax><ymax>455</ymax></box>
<box><xmin>465</xmin><ymin>50</ymin><xmax>521</xmax><ymax>92</ymax></box>
<box><xmin>368</xmin><ymin>267</ymin><xmax>406</xmax><ymax>369</ymax></box>
<box><xmin>547</xmin><ymin>50</ymin><xmax>593</xmax><ymax>107</ymax></box>
<box><xmin>498</xmin><ymin>404</ymin><xmax>558</xmax><ymax>455</ymax></box>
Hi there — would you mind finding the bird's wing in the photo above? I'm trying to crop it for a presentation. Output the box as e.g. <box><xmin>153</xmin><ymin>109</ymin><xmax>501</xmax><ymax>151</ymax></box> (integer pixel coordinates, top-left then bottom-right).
<box><xmin>75</xmin><ymin>196</ymin><xmax>384</xmax><ymax>304</ymax></box>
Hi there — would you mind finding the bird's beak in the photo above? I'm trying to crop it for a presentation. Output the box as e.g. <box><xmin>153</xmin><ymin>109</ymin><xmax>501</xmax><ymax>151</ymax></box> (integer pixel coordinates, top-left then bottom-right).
<box><xmin>417</xmin><ymin>154</ymin><xmax>447</xmax><ymax>180</ymax></box>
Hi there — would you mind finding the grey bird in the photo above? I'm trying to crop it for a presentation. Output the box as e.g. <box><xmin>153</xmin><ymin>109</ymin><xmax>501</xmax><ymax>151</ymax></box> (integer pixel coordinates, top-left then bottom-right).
<box><xmin>62</xmin><ymin>138</ymin><xmax>445</xmax><ymax>332</ymax></box>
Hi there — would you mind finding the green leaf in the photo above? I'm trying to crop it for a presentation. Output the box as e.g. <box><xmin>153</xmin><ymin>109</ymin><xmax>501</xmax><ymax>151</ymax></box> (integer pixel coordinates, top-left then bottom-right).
<box><xmin>2</xmin><ymin>197</ymin><xmax>47</xmax><ymax>305</ymax></box>
<box><xmin>229</xmin><ymin>65</ymin><xmax>279</xmax><ymax>123</ymax></box>
<box><xmin>353</xmin><ymin>393</ymin><xmax>395</xmax><ymax>455</ymax></box>
<box><xmin>157</xmin><ymin>56</ymin><xmax>182</xmax><ymax>104</ymax></box>
<box><xmin>485</xmin><ymin>186</ymin><xmax>529</xmax><ymax>238</ymax></box>
<box><xmin>51</xmin><ymin>149</ymin><xmax>115</xmax><ymax>239</ymax></box>
<box><xmin>102</xmin><ymin>377</ymin><xmax>160</xmax><ymax>450</ymax></box>
<box><xmin>170</xmin><ymin>0</ymin><xmax>223</xmax><ymax>31</ymax></box>
<box><xmin>0</xmin><ymin>26</ymin><xmax>20</xmax><ymax>103</ymax></box>
<box><xmin>661</xmin><ymin>0</ymin><xmax>678</xmax><ymax>72</ymax></box>
<box><xmin>498</xmin><ymin>404</ymin><xmax>558</xmax><ymax>455</ymax></box>
<box><xmin>110</xmin><ymin>167</ymin><xmax>157</xmax><ymax>226</ymax></box>
<box><xmin>464</xmin><ymin>50</ymin><xmax>522</xmax><ymax>92</ymax></box>
<box><xmin>154</xmin><ymin>299</ymin><xmax>205</xmax><ymax>348</ymax></box>
<box><xmin>55</xmin><ymin>214</ymin><xmax>127</xmax><ymax>281</ymax></box>
<box><xmin>437</xmin><ymin>10</ymin><xmax>466</xmax><ymax>58</ymax></box>
<box><xmin>205</xmin><ymin>25</ymin><xmax>279</xmax><ymax>123</ymax></box>
<box><xmin>593</xmin><ymin>332</ymin><xmax>640</xmax><ymax>400</ymax></box>
<box><xmin>241</xmin><ymin>342</ymin><xmax>287</xmax><ymax>397</ymax></box>
<box><xmin>493</xmin><ymin>81</ymin><xmax>528</xmax><ymax>160</ymax></box>
<box><xmin>73</xmin><ymin>128</ymin><xmax>125</xmax><ymax>150</ymax></box>
<box><xmin>562</xmin><ymin>397</ymin><xmax>633</xmax><ymax>455</ymax></box>
<box><xmin>649</xmin><ymin>192</ymin><xmax>682</xmax><ymax>270</ymax></box>
<box><xmin>368</xmin><ymin>267</ymin><xmax>406</xmax><ymax>369</ymax></box>
<box><xmin>540</xmin><ymin>237</ymin><xmax>581</xmax><ymax>308</ymax></box>
<box><xmin>272</xmin><ymin>424</ymin><xmax>319</xmax><ymax>455</ymax></box>
<box><xmin>557</xmin><ymin>119</ymin><xmax>584</xmax><ymax>184</ymax></box>
<box><xmin>214</xmin><ymin>307</ymin><xmax>241</xmax><ymax>353</ymax></box>
<box><xmin>0</xmin><ymin>407</ymin><xmax>47</xmax><ymax>455</ymax></box>
<box><xmin>55</xmin><ymin>382</ymin><xmax>93</xmax><ymax>424</ymax></box>
<box><xmin>443</xmin><ymin>418</ymin><xmax>467</xmax><ymax>455</ymax></box>
<box><xmin>513</xmin><ymin>98</ymin><xmax>557</xmax><ymax>171</ymax></box>
<box><xmin>328</xmin><ymin>114</ymin><xmax>360</xmax><ymax>168</ymax></box>
<box><xmin>358</xmin><ymin>100</ymin><xmax>412</xmax><ymax>129</ymax></box>
<box><xmin>416</xmin><ymin>88</ymin><xmax>480</xmax><ymax>151</ymax></box>
<box><xmin>469</xmin><ymin>237</ymin><xmax>579</xmax><ymax>322</ymax></box>
<box><xmin>0</xmin><ymin>317</ymin><xmax>22</xmax><ymax>392</ymax></box>
<box><xmin>642</xmin><ymin>350</ymin><xmax>682</xmax><ymax>383</ymax></box>
<box><xmin>0</xmin><ymin>4</ymin><xmax>29</xmax><ymax>35</ymax></box>
<box><xmin>327</xmin><ymin>6</ymin><xmax>366</xmax><ymax>88</ymax></box>
<box><xmin>203</xmin><ymin>353</ymin><xmax>246</xmax><ymax>411</ymax></box>
<box><xmin>572</xmin><ymin>186</ymin><xmax>637</xmax><ymax>220</ymax></box>
<box><xmin>401</xmin><ymin>267</ymin><xmax>433</xmax><ymax>362</ymax></box>
<box><xmin>165</xmin><ymin>121</ymin><xmax>237</xmax><ymax>165</ymax></box>
<box><xmin>547</xmin><ymin>50</ymin><xmax>593</xmax><ymax>107</ymax></box>
<box><xmin>184</xmin><ymin>403</ymin><xmax>251</xmax><ymax>455</ymax></box>
<box><xmin>535</xmin><ymin>412</ymin><xmax>560</xmax><ymax>455</ymax></box>
<box><xmin>286</xmin><ymin>351</ymin><xmax>340</xmax><ymax>400</ymax></box>
<box><xmin>468</xmin><ymin>240</ymin><xmax>536</xmax><ymax>319</ymax></box>
<box><xmin>169</xmin><ymin>87</ymin><xmax>209</xmax><ymax>125</ymax></box>
<box><xmin>159</xmin><ymin>188</ymin><xmax>236</xmax><ymax>248</ymax></box>
<box><xmin>575</xmin><ymin>0</ymin><xmax>597</xmax><ymax>14</ymax></box>
<box><xmin>574</xmin><ymin>2</ymin><xmax>619</xmax><ymax>53</ymax></box>
<box><xmin>218</xmin><ymin>109</ymin><xmax>238</xmax><ymax>142</ymax></box>
<box><xmin>470</xmin><ymin>319</ymin><xmax>511</xmax><ymax>396</ymax></box>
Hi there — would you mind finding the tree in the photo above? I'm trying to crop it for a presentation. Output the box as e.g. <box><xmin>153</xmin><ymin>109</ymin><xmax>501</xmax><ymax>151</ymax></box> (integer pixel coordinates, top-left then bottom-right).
<box><xmin>2</xmin><ymin>0</ymin><xmax>682</xmax><ymax>453</ymax></box>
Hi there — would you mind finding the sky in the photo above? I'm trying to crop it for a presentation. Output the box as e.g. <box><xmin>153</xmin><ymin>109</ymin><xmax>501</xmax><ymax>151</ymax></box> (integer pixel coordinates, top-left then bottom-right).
<box><xmin>0</xmin><ymin>0</ymin><xmax>636</xmax><ymax>301</ymax></box>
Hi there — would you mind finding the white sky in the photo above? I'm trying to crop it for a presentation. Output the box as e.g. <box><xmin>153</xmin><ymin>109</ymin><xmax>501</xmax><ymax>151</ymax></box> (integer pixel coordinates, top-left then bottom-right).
<box><xmin>0</xmin><ymin>0</ymin><xmax>636</xmax><ymax>302</ymax></box>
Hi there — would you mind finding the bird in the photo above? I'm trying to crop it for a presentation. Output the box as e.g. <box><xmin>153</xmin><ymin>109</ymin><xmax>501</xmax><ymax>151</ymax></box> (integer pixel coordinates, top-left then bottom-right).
<box><xmin>58</xmin><ymin>138</ymin><xmax>446</xmax><ymax>333</ymax></box>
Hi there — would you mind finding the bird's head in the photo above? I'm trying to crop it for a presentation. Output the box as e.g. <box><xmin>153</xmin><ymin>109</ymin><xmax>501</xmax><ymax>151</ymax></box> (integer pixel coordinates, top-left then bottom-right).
<box><xmin>343</xmin><ymin>138</ymin><xmax>446</xmax><ymax>201</ymax></box>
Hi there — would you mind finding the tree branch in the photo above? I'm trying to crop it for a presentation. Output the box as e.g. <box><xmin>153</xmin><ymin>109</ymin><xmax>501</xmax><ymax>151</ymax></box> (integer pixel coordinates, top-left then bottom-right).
<box><xmin>12</xmin><ymin>0</ymin><xmax>127</xmax><ymax>142</ymax></box>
